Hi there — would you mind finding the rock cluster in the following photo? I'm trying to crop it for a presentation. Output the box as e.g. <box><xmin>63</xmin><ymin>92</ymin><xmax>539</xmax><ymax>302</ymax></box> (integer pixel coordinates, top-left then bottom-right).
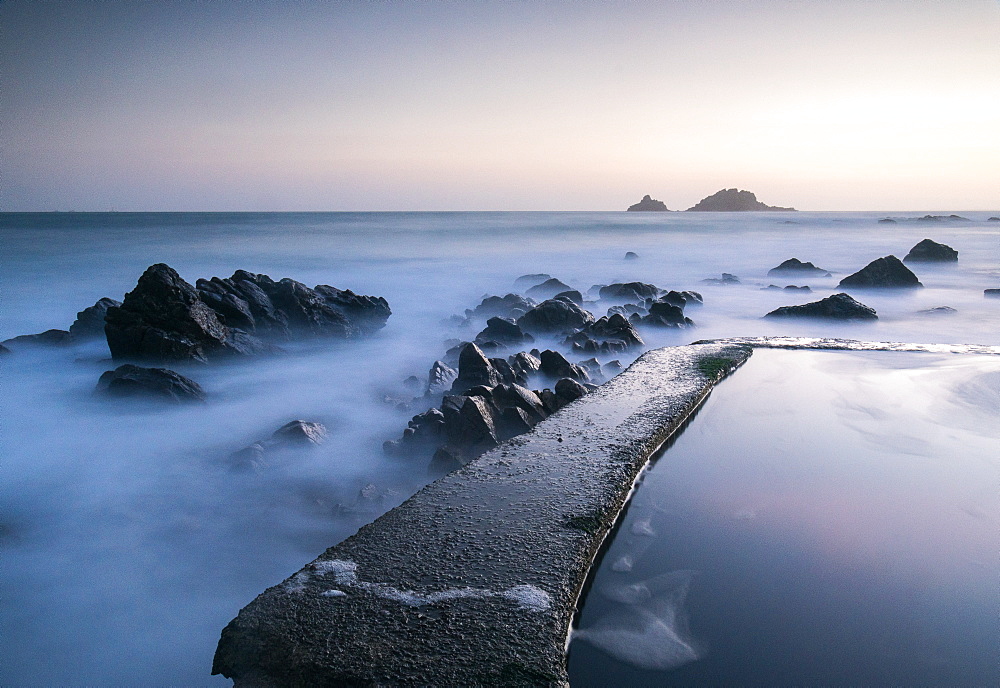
<box><xmin>105</xmin><ymin>264</ymin><xmax>390</xmax><ymax>363</ymax></box>
<box><xmin>765</xmin><ymin>293</ymin><xmax>878</xmax><ymax>320</ymax></box>
<box><xmin>903</xmin><ymin>239</ymin><xmax>958</xmax><ymax>263</ymax></box>
<box><xmin>838</xmin><ymin>256</ymin><xmax>922</xmax><ymax>289</ymax></box>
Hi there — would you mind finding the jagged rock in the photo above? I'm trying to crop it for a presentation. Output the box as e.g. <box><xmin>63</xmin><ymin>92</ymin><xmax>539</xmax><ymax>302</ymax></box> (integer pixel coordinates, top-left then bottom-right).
<box><xmin>443</xmin><ymin>394</ymin><xmax>501</xmax><ymax>457</ymax></box>
<box><xmin>681</xmin><ymin>290</ymin><xmax>703</xmax><ymax>306</ymax></box>
<box><xmin>313</xmin><ymin>286</ymin><xmax>391</xmax><ymax>334</ymax></box>
<box><xmin>767</xmin><ymin>258</ymin><xmax>831</xmax><ymax>277</ymax></box>
<box><xmin>686</xmin><ymin>188</ymin><xmax>795</xmax><ymax>212</ymax></box>
<box><xmin>508</xmin><ymin>351</ymin><xmax>541</xmax><ymax>380</ymax></box>
<box><xmin>701</xmin><ymin>273</ymin><xmax>740</xmax><ymax>285</ymax></box>
<box><xmin>514</xmin><ymin>274</ymin><xmax>552</xmax><ymax>290</ymax></box>
<box><xmin>565</xmin><ymin>313</ymin><xmax>645</xmax><ymax>354</ymax></box>
<box><xmin>95</xmin><ymin>363</ymin><xmax>206</xmax><ymax>403</ymax></box>
<box><xmin>985</xmin><ymin>289</ymin><xmax>1000</xmax><ymax>298</ymax></box>
<box><xmin>903</xmin><ymin>239</ymin><xmax>958</xmax><ymax>263</ymax></box>
<box><xmin>838</xmin><ymin>255</ymin><xmax>922</xmax><ymax>289</ymax></box>
<box><xmin>638</xmin><ymin>301</ymin><xmax>694</xmax><ymax>328</ymax></box>
<box><xmin>878</xmin><ymin>218</ymin><xmax>897</xmax><ymax>224</ymax></box>
<box><xmin>468</xmin><ymin>293</ymin><xmax>536</xmax><ymax>320</ymax></box>
<box><xmin>70</xmin><ymin>298</ymin><xmax>121</xmax><ymax>339</ymax></box>
<box><xmin>517</xmin><ymin>298</ymin><xmax>595</xmax><ymax>335</ymax></box>
<box><xmin>475</xmin><ymin>317</ymin><xmax>533</xmax><ymax>347</ymax></box>
<box><xmin>451</xmin><ymin>343</ymin><xmax>501</xmax><ymax>392</ymax></box>
<box><xmin>553</xmin><ymin>290</ymin><xmax>583</xmax><ymax>305</ymax></box>
<box><xmin>537</xmin><ymin>388</ymin><xmax>563</xmax><ymax>414</ymax></box>
<box><xmin>554</xmin><ymin>377</ymin><xmax>588</xmax><ymax>404</ymax></box>
<box><xmin>539</xmin><ymin>350</ymin><xmax>589</xmax><ymax>382</ymax></box>
<box><xmin>426</xmin><ymin>360</ymin><xmax>458</xmax><ymax>395</ymax></box>
<box><xmin>492</xmin><ymin>383</ymin><xmax>547</xmax><ymax>423</ymax></box>
<box><xmin>765</xmin><ymin>293</ymin><xmax>878</xmax><ymax>320</ymax></box>
<box><xmin>526</xmin><ymin>278</ymin><xmax>574</xmax><ymax>300</ymax></box>
<box><xmin>106</xmin><ymin>264</ymin><xmax>271</xmax><ymax>363</ymax></box>
<box><xmin>627</xmin><ymin>195</ymin><xmax>669</xmax><ymax>212</ymax></box>
<box><xmin>271</xmin><ymin>420</ymin><xmax>328</xmax><ymax>446</ymax></box>
<box><xmin>497</xmin><ymin>407</ymin><xmax>534</xmax><ymax>442</ymax></box>
<box><xmin>603</xmin><ymin>360</ymin><xmax>623</xmax><ymax>376</ymax></box>
<box><xmin>229</xmin><ymin>443</ymin><xmax>268</xmax><ymax>473</ymax></box>
<box><xmin>624</xmin><ymin>252</ymin><xmax>639</xmax><ymax>260</ymax></box>
<box><xmin>599</xmin><ymin>282</ymin><xmax>660</xmax><ymax>302</ymax></box>
<box><xmin>2</xmin><ymin>329</ymin><xmax>74</xmax><ymax>348</ymax></box>
<box><xmin>917</xmin><ymin>306</ymin><xmax>957</xmax><ymax>316</ymax></box>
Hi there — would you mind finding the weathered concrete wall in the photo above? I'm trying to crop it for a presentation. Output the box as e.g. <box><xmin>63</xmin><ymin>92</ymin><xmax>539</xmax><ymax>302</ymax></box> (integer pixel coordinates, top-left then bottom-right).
<box><xmin>212</xmin><ymin>342</ymin><xmax>752</xmax><ymax>686</ymax></box>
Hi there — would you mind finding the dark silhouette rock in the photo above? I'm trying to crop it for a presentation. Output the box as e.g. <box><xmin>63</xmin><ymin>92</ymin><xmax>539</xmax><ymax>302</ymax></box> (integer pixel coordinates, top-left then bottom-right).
<box><xmin>468</xmin><ymin>293</ymin><xmax>535</xmax><ymax>320</ymax></box>
<box><xmin>553</xmin><ymin>290</ymin><xmax>583</xmax><ymax>306</ymax></box>
<box><xmin>763</xmin><ymin>284</ymin><xmax>811</xmax><ymax>292</ymax></box>
<box><xmin>0</xmin><ymin>343</ymin><xmax>10</xmax><ymax>355</ymax></box>
<box><xmin>767</xmin><ymin>258</ymin><xmax>831</xmax><ymax>277</ymax></box>
<box><xmin>687</xmin><ymin>188</ymin><xmax>795</xmax><ymax>212</ymax></box>
<box><xmin>701</xmin><ymin>273</ymin><xmax>740</xmax><ymax>285</ymax></box>
<box><xmin>916</xmin><ymin>214</ymin><xmax>970</xmax><ymax>222</ymax></box>
<box><xmin>638</xmin><ymin>301</ymin><xmax>694</xmax><ymax>328</ymax></box>
<box><xmin>451</xmin><ymin>343</ymin><xmax>502</xmax><ymax>392</ymax></box>
<box><xmin>70</xmin><ymin>298</ymin><xmax>121</xmax><ymax>339</ymax></box>
<box><xmin>514</xmin><ymin>274</ymin><xmax>552</xmax><ymax>290</ymax></box>
<box><xmin>838</xmin><ymin>255</ymin><xmax>922</xmax><ymax>289</ymax></box>
<box><xmin>565</xmin><ymin>313</ymin><xmax>645</xmax><ymax>354</ymax></box>
<box><xmin>554</xmin><ymin>378</ymin><xmax>588</xmax><ymax>404</ymax></box>
<box><xmin>517</xmin><ymin>298</ymin><xmax>595</xmax><ymax>335</ymax></box>
<box><xmin>624</xmin><ymin>251</ymin><xmax>639</xmax><ymax>260</ymax></box>
<box><xmin>508</xmin><ymin>351</ymin><xmax>542</xmax><ymax>380</ymax></box>
<box><xmin>598</xmin><ymin>282</ymin><xmax>661</xmax><ymax>302</ymax></box>
<box><xmin>426</xmin><ymin>360</ymin><xmax>458</xmax><ymax>395</ymax></box>
<box><xmin>878</xmin><ymin>218</ymin><xmax>897</xmax><ymax>224</ymax></box>
<box><xmin>539</xmin><ymin>350</ymin><xmax>589</xmax><ymax>382</ymax></box>
<box><xmin>627</xmin><ymin>195</ymin><xmax>669</xmax><ymax>212</ymax></box>
<box><xmin>95</xmin><ymin>364</ymin><xmax>206</xmax><ymax>403</ymax></box>
<box><xmin>526</xmin><ymin>278</ymin><xmax>574</xmax><ymax>300</ymax></box>
<box><xmin>2</xmin><ymin>329</ymin><xmax>74</xmax><ymax>348</ymax></box>
<box><xmin>988</xmin><ymin>217</ymin><xmax>1000</xmax><ymax>222</ymax></box>
<box><xmin>271</xmin><ymin>420</ymin><xmax>328</xmax><ymax>446</ymax></box>
<box><xmin>903</xmin><ymin>239</ymin><xmax>958</xmax><ymax>263</ymax></box>
<box><xmin>986</xmin><ymin>289</ymin><xmax>1000</xmax><ymax>298</ymax></box>
<box><xmin>475</xmin><ymin>317</ymin><xmax>533</xmax><ymax>347</ymax></box>
<box><xmin>765</xmin><ymin>293</ymin><xmax>878</xmax><ymax>320</ymax></box>
<box><xmin>917</xmin><ymin>306</ymin><xmax>957</xmax><ymax>316</ymax></box>
<box><xmin>312</xmin><ymin>286</ymin><xmax>391</xmax><ymax>335</ymax></box>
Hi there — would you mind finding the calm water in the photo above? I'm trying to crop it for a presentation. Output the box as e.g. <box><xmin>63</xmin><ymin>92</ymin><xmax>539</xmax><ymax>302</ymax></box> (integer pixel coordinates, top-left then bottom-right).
<box><xmin>569</xmin><ymin>349</ymin><xmax>1000</xmax><ymax>686</ymax></box>
<box><xmin>1</xmin><ymin>211</ymin><xmax>998</xmax><ymax>684</ymax></box>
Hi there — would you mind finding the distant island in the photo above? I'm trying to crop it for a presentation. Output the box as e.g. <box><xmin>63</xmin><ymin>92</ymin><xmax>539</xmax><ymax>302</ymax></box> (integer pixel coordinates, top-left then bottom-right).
<box><xmin>626</xmin><ymin>194</ymin><xmax>669</xmax><ymax>212</ymax></box>
<box><xmin>687</xmin><ymin>188</ymin><xmax>795</xmax><ymax>212</ymax></box>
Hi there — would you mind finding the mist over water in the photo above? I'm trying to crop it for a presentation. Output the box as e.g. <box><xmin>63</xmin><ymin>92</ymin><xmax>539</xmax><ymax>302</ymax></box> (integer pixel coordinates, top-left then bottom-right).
<box><xmin>1</xmin><ymin>211</ymin><xmax>998</xmax><ymax>684</ymax></box>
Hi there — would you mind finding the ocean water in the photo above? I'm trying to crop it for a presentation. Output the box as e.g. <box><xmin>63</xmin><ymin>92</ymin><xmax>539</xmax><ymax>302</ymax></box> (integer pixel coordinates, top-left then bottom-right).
<box><xmin>1</xmin><ymin>211</ymin><xmax>998</xmax><ymax>684</ymax></box>
<box><xmin>569</xmin><ymin>349</ymin><xmax>1000</xmax><ymax>686</ymax></box>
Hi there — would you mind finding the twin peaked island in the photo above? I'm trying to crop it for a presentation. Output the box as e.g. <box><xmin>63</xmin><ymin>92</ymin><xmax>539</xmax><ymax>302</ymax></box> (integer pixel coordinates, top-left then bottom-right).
<box><xmin>627</xmin><ymin>188</ymin><xmax>796</xmax><ymax>212</ymax></box>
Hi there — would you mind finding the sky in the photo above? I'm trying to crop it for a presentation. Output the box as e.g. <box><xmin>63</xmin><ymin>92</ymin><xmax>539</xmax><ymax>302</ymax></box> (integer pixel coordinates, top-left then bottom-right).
<box><xmin>1</xmin><ymin>0</ymin><xmax>998</xmax><ymax>211</ymax></box>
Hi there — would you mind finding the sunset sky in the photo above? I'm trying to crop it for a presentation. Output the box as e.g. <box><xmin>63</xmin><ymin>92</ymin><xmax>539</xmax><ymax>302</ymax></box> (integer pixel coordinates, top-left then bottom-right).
<box><xmin>2</xmin><ymin>0</ymin><xmax>998</xmax><ymax>211</ymax></box>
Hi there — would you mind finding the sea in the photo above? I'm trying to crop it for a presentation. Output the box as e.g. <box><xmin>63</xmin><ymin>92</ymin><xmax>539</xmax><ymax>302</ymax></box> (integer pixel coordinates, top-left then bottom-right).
<box><xmin>1</xmin><ymin>211</ymin><xmax>998</xmax><ymax>685</ymax></box>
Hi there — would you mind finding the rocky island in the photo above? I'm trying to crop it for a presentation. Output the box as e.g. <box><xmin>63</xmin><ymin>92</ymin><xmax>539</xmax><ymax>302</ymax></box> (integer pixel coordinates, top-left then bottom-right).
<box><xmin>687</xmin><ymin>188</ymin><xmax>795</xmax><ymax>212</ymax></box>
<box><xmin>626</xmin><ymin>194</ymin><xmax>669</xmax><ymax>211</ymax></box>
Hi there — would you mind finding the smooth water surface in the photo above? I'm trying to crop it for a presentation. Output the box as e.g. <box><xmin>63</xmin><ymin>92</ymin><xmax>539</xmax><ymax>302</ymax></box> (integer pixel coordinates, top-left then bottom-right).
<box><xmin>570</xmin><ymin>349</ymin><xmax>1000</xmax><ymax>686</ymax></box>
<box><xmin>1</xmin><ymin>211</ymin><xmax>998</xmax><ymax>684</ymax></box>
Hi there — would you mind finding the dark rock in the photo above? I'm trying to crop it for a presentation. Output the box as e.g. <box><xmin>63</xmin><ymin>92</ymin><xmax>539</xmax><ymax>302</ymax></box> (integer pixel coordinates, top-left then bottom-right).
<box><xmin>426</xmin><ymin>360</ymin><xmax>458</xmax><ymax>395</ymax></box>
<box><xmin>624</xmin><ymin>251</ymin><xmax>639</xmax><ymax>260</ymax></box>
<box><xmin>639</xmin><ymin>301</ymin><xmax>694</xmax><ymax>328</ymax></box>
<box><xmin>603</xmin><ymin>360</ymin><xmax>623</xmax><ymax>375</ymax></box>
<box><xmin>475</xmin><ymin>317</ymin><xmax>533</xmax><ymax>347</ymax></box>
<box><xmin>916</xmin><ymin>214</ymin><xmax>970</xmax><ymax>222</ymax></box>
<box><xmin>878</xmin><ymin>217</ymin><xmax>897</xmax><ymax>224</ymax></box>
<box><xmin>429</xmin><ymin>446</ymin><xmax>464</xmax><ymax>474</ymax></box>
<box><xmin>508</xmin><ymin>351</ymin><xmax>542</xmax><ymax>380</ymax></box>
<box><xmin>988</xmin><ymin>217</ymin><xmax>1000</xmax><ymax>222</ymax></box>
<box><xmin>783</xmin><ymin>285</ymin><xmax>811</xmax><ymax>292</ymax></box>
<box><xmin>537</xmin><ymin>388</ymin><xmax>563</xmax><ymax>414</ymax></box>
<box><xmin>444</xmin><ymin>394</ymin><xmax>501</xmax><ymax>457</ymax></box>
<box><xmin>95</xmin><ymin>364</ymin><xmax>206</xmax><ymax>403</ymax></box>
<box><xmin>553</xmin><ymin>290</ymin><xmax>583</xmax><ymax>306</ymax></box>
<box><xmin>106</xmin><ymin>264</ymin><xmax>270</xmax><ymax>363</ymax></box>
<box><xmin>687</xmin><ymin>188</ymin><xmax>795</xmax><ymax>212</ymax></box>
<box><xmin>701</xmin><ymin>273</ymin><xmax>740</xmax><ymax>285</ymax></box>
<box><xmin>0</xmin><ymin>343</ymin><xmax>10</xmax><ymax>355</ymax></box>
<box><xmin>488</xmin><ymin>357</ymin><xmax>519</xmax><ymax>386</ymax></box>
<box><xmin>903</xmin><ymin>239</ymin><xmax>958</xmax><ymax>263</ymax></box>
<box><xmin>566</xmin><ymin>313</ymin><xmax>645</xmax><ymax>353</ymax></box>
<box><xmin>598</xmin><ymin>282</ymin><xmax>661</xmax><ymax>302</ymax></box>
<box><xmin>767</xmin><ymin>258</ymin><xmax>831</xmax><ymax>277</ymax></box>
<box><xmin>452</xmin><ymin>343</ymin><xmax>501</xmax><ymax>392</ymax></box>
<box><xmin>765</xmin><ymin>293</ymin><xmax>878</xmax><ymax>320</ymax></box>
<box><xmin>313</xmin><ymin>285</ymin><xmax>391</xmax><ymax>334</ymax></box>
<box><xmin>272</xmin><ymin>420</ymin><xmax>328</xmax><ymax>446</ymax></box>
<box><xmin>539</xmin><ymin>350</ymin><xmax>589</xmax><ymax>382</ymax></box>
<box><xmin>2</xmin><ymin>329</ymin><xmax>74</xmax><ymax>348</ymax></box>
<box><xmin>681</xmin><ymin>290</ymin><xmax>703</xmax><ymax>306</ymax></box>
<box><xmin>468</xmin><ymin>293</ymin><xmax>536</xmax><ymax>320</ymax></box>
<box><xmin>554</xmin><ymin>377</ymin><xmax>588</xmax><ymax>404</ymax></box>
<box><xmin>838</xmin><ymin>255</ymin><xmax>922</xmax><ymax>289</ymax></box>
<box><xmin>70</xmin><ymin>298</ymin><xmax>121</xmax><ymax>339</ymax></box>
<box><xmin>402</xmin><ymin>375</ymin><xmax>423</xmax><ymax>393</ymax></box>
<box><xmin>517</xmin><ymin>298</ymin><xmax>595</xmax><ymax>335</ymax></box>
<box><xmin>526</xmin><ymin>278</ymin><xmax>574</xmax><ymax>300</ymax></box>
<box><xmin>228</xmin><ymin>443</ymin><xmax>267</xmax><ymax>473</ymax></box>
<box><xmin>514</xmin><ymin>274</ymin><xmax>552</xmax><ymax>289</ymax></box>
<box><xmin>491</xmin><ymin>383</ymin><xmax>547</xmax><ymax>423</ymax></box>
<box><xmin>627</xmin><ymin>195</ymin><xmax>669</xmax><ymax>212</ymax></box>
<box><xmin>986</xmin><ymin>289</ymin><xmax>1000</xmax><ymax>298</ymax></box>
<box><xmin>659</xmin><ymin>290</ymin><xmax>690</xmax><ymax>309</ymax></box>
<box><xmin>917</xmin><ymin>306</ymin><xmax>957</xmax><ymax>316</ymax></box>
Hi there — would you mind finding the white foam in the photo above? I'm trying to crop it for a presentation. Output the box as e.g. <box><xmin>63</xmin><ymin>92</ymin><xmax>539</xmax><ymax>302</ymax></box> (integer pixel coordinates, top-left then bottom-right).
<box><xmin>501</xmin><ymin>584</ymin><xmax>552</xmax><ymax>612</ymax></box>
<box><xmin>321</xmin><ymin>589</ymin><xmax>347</xmax><ymax>597</ymax></box>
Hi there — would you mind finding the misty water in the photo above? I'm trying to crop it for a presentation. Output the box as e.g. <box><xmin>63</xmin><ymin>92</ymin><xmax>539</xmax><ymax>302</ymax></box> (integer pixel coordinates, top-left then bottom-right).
<box><xmin>569</xmin><ymin>349</ymin><xmax>1000</xmax><ymax>686</ymax></box>
<box><xmin>1</xmin><ymin>211</ymin><xmax>998</xmax><ymax>684</ymax></box>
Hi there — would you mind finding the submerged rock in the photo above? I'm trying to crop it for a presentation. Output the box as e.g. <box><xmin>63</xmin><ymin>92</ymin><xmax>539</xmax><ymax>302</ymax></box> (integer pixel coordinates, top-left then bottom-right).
<box><xmin>627</xmin><ymin>195</ymin><xmax>669</xmax><ymax>212</ymax></box>
<box><xmin>526</xmin><ymin>278</ymin><xmax>574</xmax><ymax>300</ymax></box>
<box><xmin>917</xmin><ymin>306</ymin><xmax>957</xmax><ymax>316</ymax></box>
<box><xmin>565</xmin><ymin>313</ymin><xmax>645</xmax><ymax>353</ymax></box>
<box><xmin>2</xmin><ymin>329</ymin><xmax>75</xmax><ymax>348</ymax></box>
<box><xmin>903</xmin><ymin>239</ymin><xmax>958</xmax><ymax>263</ymax></box>
<box><xmin>514</xmin><ymin>274</ymin><xmax>552</xmax><ymax>290</ymax></box>
<box><xmin>96</xmin><ymin>364</ymin><xmax>206</xmax><ymax>403</ymax></box>
<box><xmin>686</xmin><ymin>188</ymin><xmax>795</xmax><ymax>212</ymax></box>
<box><xmin>230</xmin><ymin>420</ymin><xmax>328</xmax><ymax>472</ymax></box>
<box><xmin>878</xmin><ymin>217</ymin><xmax>897</xmax><ymax>224</ymax></box>
<box><xmin>0</xmin><ymin>343</ymin><xmax>10</xmax><ymax>355</ymax></box>
<box><xmin>988</xmin><ymin>217</ymin><xmax>1000</xmax><ymax>222</ymax></box>
<box><xmin>767</xmin><ymin>258</ymin><xmax>831</xmax><ymax>277</ymax></box>
<box><xmin>70</xmin><ymin>297</ymin><xmax>121</xmax><ymax>339</ymax></box>
<box><xmin>701</xmin><ymin>273</ymin><xmax>740</xmax><ymax>286</ymax></box>
<box><xmin>271</xmin><ymin>420</ymin><xmax>328</xmax><ymax>446</ymax></box>
<box><xmin>838</xmin><ymin>255</ymin><xmax>921</xmax><ymax>289</ymax></box>
<box><xmin>624</xmin><ymin>251</ymin><xmax>639</xmax><ymax>260</ymax></box>
<box><xmin>765</xmin><ymin>293</ymin><xmax>878</xmax><ymax>320</ymax></box>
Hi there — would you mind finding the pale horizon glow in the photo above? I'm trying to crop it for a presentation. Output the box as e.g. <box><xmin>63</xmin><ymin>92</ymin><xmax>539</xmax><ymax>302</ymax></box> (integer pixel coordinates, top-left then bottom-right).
<box><xmin>1</xmin><ymin>0</ymin><xmax>998</xmax><ymax>211</ymax></box>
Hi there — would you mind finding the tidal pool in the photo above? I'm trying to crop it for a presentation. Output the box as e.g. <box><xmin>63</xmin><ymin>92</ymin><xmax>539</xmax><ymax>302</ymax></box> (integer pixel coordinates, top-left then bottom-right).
<box><xmin>569</xmin><ymin>348</ymin><xmax>1000</xmax><ymax>687</ymax></box>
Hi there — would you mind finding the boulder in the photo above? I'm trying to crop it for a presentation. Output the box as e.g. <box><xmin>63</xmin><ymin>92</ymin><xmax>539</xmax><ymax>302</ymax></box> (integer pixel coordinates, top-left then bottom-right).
<box><xmin>517</xmin><ymin>298</ymin><xmax>595</xmax><ymax>335</ymax></box>
<box><xmin>70</xmin><ymin>298</ymin><xmax>121</xmax><ymax>339</ymax></box>
<box><xmin>526</xmin><ymin>278</ymin><xmax>574</xmax><ymax>300</ymax></box>
<box><xmin>598</xmin><ymin>282</ymin><xmax>661</xmax><ymax>302</ymax></box>
<box><xmin>767</xmin><ymin>258</ymin><xmax>831</xmax><ymax>277</ymax></box>
<box><xmin>765</xmin><ymin>293</ymin><xmax>878</xmax><ymax>320</ymax></box>
<box><xmin>2</xmin><ymin>329</ymin><xmax>74</xmax><ymax>348</ymax></box>
<box><xmin>624</xmin><ymin>252</ymin><xmax>639</xmax><ymax>260</ymax></box>
<box><xmin>553</xmin><ymin>290</ymin><xmax>583</xmax><ymax>305</ymax></box>
<box><xmin>638</xmin><ymin>301</ymin><xmax>694</xmax><ymax>328</ymax></box>
<box><xmin>626</xmin><ymin>195</ymin><xmax>669</xmax><ymax>212</ymax></box>
<box><xmin>95</xmin><ymin>364</ymin><xmax>206</xmax><ymax>403</ymax></box>
<box><xmin>917</xmin><ymin>306</ymin><xmax>957</xmax><ymax>316</ymax></box>
<box><xmin>271</xmin><ymin>420</ymin><xmax>328</xmax><ymax>446</ymax></box>
<box><xmin>686</xmin><ymin>188</ymin><xmax>795</xmax><ymax>212</ymax></box>
<box><xmin>451</xmin><ymin>343</ymin><xmax>501</xmax><ymax>392</ymax></box>
<box><xmin>554</xmin><ymin>377</ymin><xmax>588</xmax><ymax>404</ymax></box>
<box><xmin>508</xmin><ymin>351</ymin><xmax>542</xmax><ymax>380</ymax></box>
<box><xmin>878</xmin><ymin>218</ymin><xmax>897</xmax><ymax>224</ymax></box>
<box><xmin>468</xmin><ymin>293</ymin><xmax>536</xmax><ymax>320</ymax></box>
<box><xmin>514</xmin><ymin>274</ymin><xmax>552</xmax><ymax>290</ymax></box>
<box><xmin>426</xmin><ymin>360</ymin><xmax>458</xmax><ymax>395</ymax></box>
<box><xmin>229</xmin><ymin>420</ymin><xmax>327</xmax><ymax>472</ymax></box>
<box><xmin>474</xmin><ymin>317</ymin><xmax>533</xmax><ymax>347</ymax></box>
<box><xmin>986</xmin><ymin>289</ymin><xmax>1000</xmax><ymax>298</ymax></box>
<box><xmin>701</xmin><ymin>273</ymin><xmax>740</xmax><ymax>285</ymax></box>
<box><xmin>539</xmin><ymin>349</ymin><xmax>589</xmax><ymax>382</ymax></box>
<box><xmin>902</xmin><ymin>239</ymin><xmax>958</xmax><ymax>263</ymax></box>
<box><xmin>838</xmin><ymin>255</ymin><xmax>921</xmax><ymax>289</ymax></box>
<box><xmin>566</xmin><ymin>313</ymin><xmax>644</xmax><ymax>353</ymax></box>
